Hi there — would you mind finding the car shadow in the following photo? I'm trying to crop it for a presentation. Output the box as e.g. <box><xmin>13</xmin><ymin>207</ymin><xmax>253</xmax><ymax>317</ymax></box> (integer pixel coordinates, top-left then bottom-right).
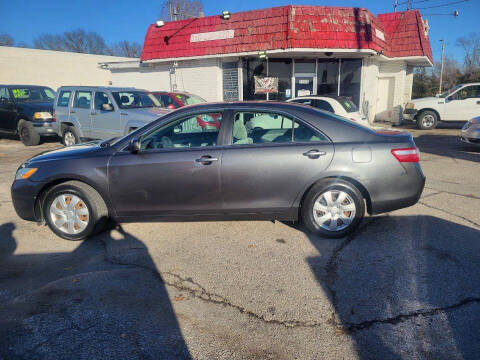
<box><xmin>413</xmin><ymin>133</ymin><xmax>480</xmax><ymax>163</ymax></box>
<box><xmin>291</xmin><ymin>215</ymin><xmax>480</xmax><ymax>359</ymax></box>
<box><xmin>0</xmin><ymin>222</ymin><xmax>191</xmax><ymax>359</ymax></box>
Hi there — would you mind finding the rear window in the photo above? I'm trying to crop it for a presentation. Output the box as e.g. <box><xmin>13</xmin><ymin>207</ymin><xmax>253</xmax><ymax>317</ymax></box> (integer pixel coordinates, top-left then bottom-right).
<box><xmin>57</xmin><ymin>90</ymin><xmax>71</xmax><ymax>107</ymax></box>
<box><xmin>338</xmin><ymin>98</ymin><xmax>358</xmax><ymax>113</ymax></box>
<box><xmin>176</xmin><ymin>94</ymin><xmax>206</xmax><ymax>105</ymax></box>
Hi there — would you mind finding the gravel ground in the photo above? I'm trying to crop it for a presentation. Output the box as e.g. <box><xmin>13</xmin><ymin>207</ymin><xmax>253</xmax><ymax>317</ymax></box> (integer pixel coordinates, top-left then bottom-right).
<box><xmin>0</xmin><ymin>124</ymin><xmax>479</xmax><ymax>360</ymax></box>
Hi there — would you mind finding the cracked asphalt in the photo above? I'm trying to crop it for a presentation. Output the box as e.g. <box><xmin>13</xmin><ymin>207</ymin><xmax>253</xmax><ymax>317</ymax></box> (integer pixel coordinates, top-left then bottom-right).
<box><xmin>0</xmin><ymin>124</ymin><xmax>479</xmax><ymax>360</ymax></box>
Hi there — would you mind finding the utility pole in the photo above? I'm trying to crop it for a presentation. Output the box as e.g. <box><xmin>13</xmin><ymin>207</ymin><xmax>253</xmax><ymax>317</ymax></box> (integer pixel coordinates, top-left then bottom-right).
<box><xmin>439</xmin><ymin>40</ymin><xmax>445</xmax><ymax>94</ymax></box>
<box><xmin>394</xmin><ymin>0</ymin><xmax>398</xmax><ymax>12</ymax></box>
<box><xmin>168</xmin><ymin>1</ymin><xmax>173</xmax><ymax>21</ymax></box>
<box><xmin>407</xmin><ymin>0</ymin><xmax>411</xmax><ymax>10</ymax></box>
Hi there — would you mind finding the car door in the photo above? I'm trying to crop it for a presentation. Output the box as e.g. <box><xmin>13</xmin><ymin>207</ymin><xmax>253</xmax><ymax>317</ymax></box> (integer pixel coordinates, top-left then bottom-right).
<box><xmin>444</xmin><ymin>85</ymin><xmax>480</xmax><ymax>121</ymax></box>
<box><xmin>108</xmin><ymin>111</ymin><xmax>225</xmax><ymax>218</ymax></box>
<box><xmin>90</xmin><ymin>91</ymin><xmax>121</xmax><ymax>139</ymax></box>
<box><xmin>0</xmin><ymin>87</ymin><xmax>17</xmax><ymax>131</ymax></box>
<box><xmin>71</xmin><ymin>90</ymin><xmax>93</xmax><ymax>138</ymax></box>
<box><xmin>220</xmin><ymin>110</ymin><xmax>334</xmax><ymax>217</ymax></box>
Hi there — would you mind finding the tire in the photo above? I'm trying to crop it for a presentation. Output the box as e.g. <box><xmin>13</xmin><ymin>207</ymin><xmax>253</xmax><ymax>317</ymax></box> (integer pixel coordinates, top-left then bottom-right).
<box><xmin>18</xmin><ymin>120</ymin><xmax>40</xmax><ymax>146</ymax></box>
<box><xmin>62</xmin><ymin>126</ymin><xmax>79</xmax><ymax>146</ymax></box>
<box><xmin>43</xmin><ymin>181</ymin><xmax>108</xmax><ymax>241</ymax></box>
<box><xmin>416</xmin><ymin>110</ymin><xmax>438</xmax><ymax>130</ymax></box>
<box><xmin>301</xmin><ymin>179</ymin><xmax>365</xmax><ymax>238</ymax></box>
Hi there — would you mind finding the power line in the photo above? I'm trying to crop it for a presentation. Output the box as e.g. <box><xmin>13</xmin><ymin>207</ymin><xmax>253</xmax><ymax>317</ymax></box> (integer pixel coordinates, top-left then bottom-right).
<box><xmin>414</xmin><ymin>0</ymin><xmax>470</xmax><ymax>10</ymax></box>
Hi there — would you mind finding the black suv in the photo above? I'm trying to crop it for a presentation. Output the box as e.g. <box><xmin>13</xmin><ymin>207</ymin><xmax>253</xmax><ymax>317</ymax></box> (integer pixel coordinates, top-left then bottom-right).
<box><xmin>0</xmin><ymin>85</ymin><xmax>56</xmax><ymax>145</ymax></box>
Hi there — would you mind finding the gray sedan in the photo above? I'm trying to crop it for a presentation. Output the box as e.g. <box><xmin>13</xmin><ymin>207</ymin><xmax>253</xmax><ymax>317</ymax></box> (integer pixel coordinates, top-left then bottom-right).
<box><xmin>11</xmin><ymin>102</ymin><xmax>425</xmax><ymax>240</ymax></box>
<box><xmin>461</xmin><ymin>117</ymin><xmax>480</xmax><ymax>146</ymax></box>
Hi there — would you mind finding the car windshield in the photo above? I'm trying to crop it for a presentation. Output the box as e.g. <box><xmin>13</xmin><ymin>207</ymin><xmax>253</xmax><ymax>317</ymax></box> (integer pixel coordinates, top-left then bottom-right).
<box><xmin>112</xmin><ymin>91</ymin><xmax>161</xmax><ymax>109</ymax></box>
<box><xmin>10</xmin><ymin>87</ymin><xmax>55</xmax><ymax>102</ymax></box>
<box><xmin>337</xmin><ymin>97</ymin><xmax>358</xmax><ymax>113</ymax></box>
<box><xmin>177</xmin><ymin>94</ymin><xmax>206</xmax><ymax>105</ymax></box>
<box><xmin>439</xmin><ymin>84</ymin><xmax>463</xmax><ymax>98</ymax></box>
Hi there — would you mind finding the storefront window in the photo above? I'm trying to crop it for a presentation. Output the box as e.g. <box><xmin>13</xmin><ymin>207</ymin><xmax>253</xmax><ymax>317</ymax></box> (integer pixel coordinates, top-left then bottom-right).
<box><xmin>317</xmin><ymin>59</ymin><xmax>339</xmax><ymax>97</ymax></box>
<box><xmin>242</xmin><ymin>59</ymin><xmax>267</xmax><ymax>100</ymax></box>
<box><xmin>340</xmin><ymin>59</ymin><xmax>362</xmax><ymax>106</ymax></box>
<box><xmin>268</xmin><ymin>59</ymin><xmax>292</xmax><ymax>101</ymax></box>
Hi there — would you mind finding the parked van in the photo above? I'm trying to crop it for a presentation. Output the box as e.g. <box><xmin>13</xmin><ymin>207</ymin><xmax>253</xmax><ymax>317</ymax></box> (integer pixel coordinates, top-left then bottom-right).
<box><xmin>54</xmin><ymin>87</ymin><xmax>170</xmax><ymax>145</ymax></box>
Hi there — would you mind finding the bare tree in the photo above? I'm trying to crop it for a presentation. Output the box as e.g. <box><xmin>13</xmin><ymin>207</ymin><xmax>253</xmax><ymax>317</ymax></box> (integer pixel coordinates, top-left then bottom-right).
<box><xmin>457</xmin><ymin>33</ymin><xmax>480</xmax><ymax>72</ymax></box>
<box><xmin>34</xmin><ymin>29</ymin><xmax>108</xmax><ymax>55</ymax></box>
<box><xmin>0</xmin><ymin>34</ymin><xmax>14</xmax><ymax>46</ymax></box>
<box><xmin>160</xmin><ymin>0</ymin><xmax>203</xmax><ymax>21</ymax></box>
<box><xmin>108</xmin><ymin>41</ymin><xmax>142</xmax><ymax>58</ymax></box>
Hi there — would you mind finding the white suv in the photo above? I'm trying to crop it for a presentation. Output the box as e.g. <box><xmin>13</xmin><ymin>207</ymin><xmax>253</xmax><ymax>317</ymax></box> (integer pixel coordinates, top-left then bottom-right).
<box><xmin>404</xmin><ymin>83</ymin><xmax>480</xmax><ymax>129</ymax></box>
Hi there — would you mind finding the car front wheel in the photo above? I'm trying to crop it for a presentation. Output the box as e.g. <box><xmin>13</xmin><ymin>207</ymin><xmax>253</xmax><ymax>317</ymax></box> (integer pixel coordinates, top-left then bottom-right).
<box><xmin>43</xmin><ymin>181</ymin><xmax>108</xmax><ymax>240</ymax></box>
<box><xmin>417</xmin><ymin>110</ymin><xmax>438</xmax><ymax>130</ymax></box>
<box><xmin>301</xmin><ymin>180</ymin><xmax>365</xmax><ymax>238</ymax></box>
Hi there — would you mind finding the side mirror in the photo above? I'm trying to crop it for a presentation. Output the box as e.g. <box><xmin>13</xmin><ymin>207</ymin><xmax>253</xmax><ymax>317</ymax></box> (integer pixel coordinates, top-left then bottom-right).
<box><xmin>102</xmin><ymin>103</ymin><xmax>114</xmax><ymax>111</ymax></box>
<box><xmin>130</xmin><ymin>138</ymin><xmax>141</xmax><ymax>154</ymax></box>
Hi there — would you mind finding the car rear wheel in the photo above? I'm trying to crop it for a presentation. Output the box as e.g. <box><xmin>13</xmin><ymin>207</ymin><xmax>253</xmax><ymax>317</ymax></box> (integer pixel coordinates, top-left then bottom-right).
<box><xmin>62</xmin><ymin>126</ymin><xmax>79</xmax><ymax>146</ymax></box>
<box><xmin>18</xmin><ymin>120</ymin><xmax>40</xmax><ymax>146</ymax></box>
<box><xmin>43</xmin><ymin>181</ymin><xmax>108</xmax><ymax>241</ymax></box>
<box><xmin>301</xmin><ymin>180</ymin><xmax>365</xmax><ymax>238</ymax></box>
<box><xmin>417</xmin><ymin>110</ymin><xmax>438</xmax><ymax>130</ymax></box>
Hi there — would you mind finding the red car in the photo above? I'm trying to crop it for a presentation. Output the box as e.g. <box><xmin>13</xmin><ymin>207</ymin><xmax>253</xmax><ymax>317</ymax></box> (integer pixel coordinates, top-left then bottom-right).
<box><xmin>153</xmin><ymin>91</ymin><xmax>220</xmax><ymax>129</ymax></box>
<box><xmin>152</xmin><ymin>91</ymin><xmax>206</xmax><ymax>109</ymax></box>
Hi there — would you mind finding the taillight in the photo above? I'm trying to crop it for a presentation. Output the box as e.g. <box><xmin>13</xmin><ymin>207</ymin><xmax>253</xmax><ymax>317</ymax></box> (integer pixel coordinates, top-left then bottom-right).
<box><xmin>391</xmin><ymin>147</ymin><xmax>419</xmax><ymax>163</ymax></box>
<box><xmin>52</xmin><ymin>109</ymin><xmax>56</xmax><ymax>122</ymax></box>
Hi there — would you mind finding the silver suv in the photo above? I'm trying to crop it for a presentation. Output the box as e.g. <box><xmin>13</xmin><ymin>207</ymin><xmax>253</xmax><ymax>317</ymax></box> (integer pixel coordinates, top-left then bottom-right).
<box><xmin>54</xmin><ymin>86</ymin><xmax>170</xmax><ymax>145</ymax></box>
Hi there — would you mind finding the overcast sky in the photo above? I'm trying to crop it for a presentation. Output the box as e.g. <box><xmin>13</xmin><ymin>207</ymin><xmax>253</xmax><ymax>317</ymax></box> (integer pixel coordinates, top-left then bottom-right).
<box><xmin>1</xmin><ymin>0</ymin><xmax>478</xmax><ymax>64</ymax></box>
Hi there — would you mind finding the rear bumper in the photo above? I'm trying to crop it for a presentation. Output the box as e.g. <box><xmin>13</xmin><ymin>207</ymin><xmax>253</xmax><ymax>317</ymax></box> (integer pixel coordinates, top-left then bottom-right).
<box><xmin>369</xmin><ymin>163</ymin><xmax>426</xmax><ymax>214</ymax></box>
<box><xmin>11</xmin><ymin>180</ymin><xmax>43</xmax><ymax>221</ymax></box>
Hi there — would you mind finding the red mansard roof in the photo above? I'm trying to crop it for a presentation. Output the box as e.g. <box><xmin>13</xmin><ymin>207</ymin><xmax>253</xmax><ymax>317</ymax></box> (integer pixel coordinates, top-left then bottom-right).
<box><xmin>141</xmin><ymin>6</ymin><xmax>433</xmax><ymax>64</ymax></box>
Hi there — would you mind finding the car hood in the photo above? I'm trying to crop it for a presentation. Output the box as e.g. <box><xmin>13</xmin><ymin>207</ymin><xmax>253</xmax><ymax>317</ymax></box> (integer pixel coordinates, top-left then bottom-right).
<box><xmin>122</xmin><ymin>107</ymin><xmax>171</xmax><ymax>122</ymax></box>
<box><xmin>26</xmin><ymin>141</ymin><xmax>105</xmax><ymax>164</ymax></box>
<box><xmin>18</xmin><ymin>101</ymin><xmax>53</xmax><ymax>112</ymax></box>
<box><xmin>410</xmin><ymin>97</ymin><xmax>439</xmax><ymax>105</ymax></box>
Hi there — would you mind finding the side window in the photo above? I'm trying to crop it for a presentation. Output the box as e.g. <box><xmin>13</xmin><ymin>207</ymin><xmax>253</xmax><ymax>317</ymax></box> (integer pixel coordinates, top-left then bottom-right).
<box><xmin>140</xmin><ymin>112</ymin><xmax>222</xmax><ymax>150</ymax></box>
<box><xmin>0</xmin><ymin>87</ymin><xmax>11</xmax><ymax>102</ymax></box>
<box><xmin>314</xmin><ymin>100</ymin><xmax>335</xmax><ymax>113</ymax></box>
<box><xmin>57</xmin><ymin>90</ymin><xmax>71</xmax><ymax>107</ymax></box>
<box><xmin>233</xmin><ymin>112</ymin><xmax>293</xmax><ymax>145</ymax></box>
<box><xmin>293</xmin><ymin>121</ymin><xmax>328</xmax><ymax>142</ymax></box>
<box><xmin>94</xmin><ymin>92</ymin><xmax>113</xmax><ymax>110</ymax></box>
<box><xmin>162</xmin><ymin>95</ymin><xmax>178</xmax><ymax>108</ymax></box>
<box><xmin>457</xmin><ymin>85</ymin><xmax>480</xmax><ymax>99</ymax></box>
<box><xmin>74</xmin><ymin>91</ymin><xmax>92</xmax><ymax>109</ymax></box>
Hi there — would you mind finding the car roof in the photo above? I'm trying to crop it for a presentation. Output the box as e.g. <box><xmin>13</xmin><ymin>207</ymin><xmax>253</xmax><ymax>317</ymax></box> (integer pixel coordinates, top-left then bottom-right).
<box><xmin>289</xmin><ymin>95</ymin><xmax>350</xmax><ymax>101</ymax></box>
<box><xmin>1</xmin><ymin>84</ymin><xmax>54</xmax><ymax>89</ymax></box>
<box><xmin>57</xmin><ymin>86</ymin><xmax>144</xmax><ymax>92</ymax></box>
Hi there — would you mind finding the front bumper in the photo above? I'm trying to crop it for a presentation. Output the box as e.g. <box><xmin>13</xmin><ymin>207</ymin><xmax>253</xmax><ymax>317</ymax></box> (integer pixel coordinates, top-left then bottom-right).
<box><xmin>11</xmin><ymin>179</ymin><xmax>44</xmax><ymax>221</ymax></box>
<box><xmin>403</xmin><ymin>108</ymin><xmax>417</xmax><ymax>121</ymax></box>
<box><xmin>32</xmin><ymin>120</ymin><xmax>58</xmax><ymax>136</ymax></box>
<box><xmin>460</xmin><ymin>125</ymin><xmax>480</xmax><ymax>145</ymax></box>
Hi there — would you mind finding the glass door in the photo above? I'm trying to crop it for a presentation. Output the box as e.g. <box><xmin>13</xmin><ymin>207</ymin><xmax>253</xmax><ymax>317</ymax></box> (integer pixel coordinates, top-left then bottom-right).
<box><xmin>294</xmin><ymin>60</ymin><xmax>316</xmax><ymax>97</ymax></box>
<box><xmin>295</xmin><ymin>77</ymin><xmax>314</xmax><ymax>97</ymax></box>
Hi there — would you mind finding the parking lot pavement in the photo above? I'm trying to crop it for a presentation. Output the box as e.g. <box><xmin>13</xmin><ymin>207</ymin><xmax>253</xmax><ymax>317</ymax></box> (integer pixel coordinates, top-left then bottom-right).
<box><xmin>0</xmin><ymin>126</ymin><xmax>479</xmax><ymax>360</ymax></box>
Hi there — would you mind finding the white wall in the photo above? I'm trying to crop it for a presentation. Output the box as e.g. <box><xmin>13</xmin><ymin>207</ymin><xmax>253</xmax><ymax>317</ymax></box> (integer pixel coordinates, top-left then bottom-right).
<box><xmin>0</xmin><ymin>46</ymin><xmax>134</xmax><ymax>91</ymax></box>
<box><xmin>110</xmin><ymin>58</ymin><xmax>223</xmax><ymax>102</ymax></box>
<box><xmin>361</xmin><ymin>58</ymin><xmax>410</xmax><ymax>124</ymax></box>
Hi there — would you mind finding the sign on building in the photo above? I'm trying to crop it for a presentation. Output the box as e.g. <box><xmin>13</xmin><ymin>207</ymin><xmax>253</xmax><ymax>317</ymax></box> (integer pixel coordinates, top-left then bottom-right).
<box><xmin>254</xmin><ymin>76</ymin><xmax>279</xmax><ymax>94</ymax></box>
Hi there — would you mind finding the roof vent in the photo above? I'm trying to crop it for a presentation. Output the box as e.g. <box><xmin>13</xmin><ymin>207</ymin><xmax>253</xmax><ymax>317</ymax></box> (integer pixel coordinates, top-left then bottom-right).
<box><xmin>156</xmin><ymin>20</ymin><xmax>165</xmax><ymax>27</ymax></box>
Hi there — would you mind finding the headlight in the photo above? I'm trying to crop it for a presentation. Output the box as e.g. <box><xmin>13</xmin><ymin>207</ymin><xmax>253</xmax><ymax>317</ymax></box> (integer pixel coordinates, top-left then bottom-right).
<box><xmin>15</xmin><ymin>167</ymin><xmax>38</xmax><ymax>180</ymax></box>
<box><xmin>405</xmin><ymin>103</ymin><xmax>415</xmax><ymax>109</ymax></box>
<box><xmin>33</xmin><ymin>112</ymin><xmax>52</xmax><ymax>120</ymax></box>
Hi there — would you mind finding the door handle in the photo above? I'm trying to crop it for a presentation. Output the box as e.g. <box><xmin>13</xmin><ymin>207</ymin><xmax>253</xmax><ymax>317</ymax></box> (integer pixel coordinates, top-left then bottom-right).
<box><xmin>195</xmin><ymin>155</ymin><xmax>218</xmax><ymax>165</ymax></box>
<box><xmin>70</xmin><ymin>110</ymin><xmax>76</xmax><ymax>114</ymax></box>
<box><xmin>303</xmin><ymin>150</ymin><xmax>326</xmax><ymax>159</ymax></box>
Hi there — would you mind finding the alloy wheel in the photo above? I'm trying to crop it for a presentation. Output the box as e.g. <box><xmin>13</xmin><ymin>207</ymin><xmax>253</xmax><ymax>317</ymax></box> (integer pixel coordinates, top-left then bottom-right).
<box><xmin>422</xmin><ymin>114</ymin><xmax>435</xmax><ymax>128</ymax></box>
<box><xmin>49</xmin><ymin>194</ymin><xmax>89</xmax><ymax>234</ymax></box>
<box><xmin>64</xmin><ymin>131</ymin><xmax>76</xmax><ymax>146</ymax></box>
<box><xmin>312</xmin><ymin>190</ymin><xmax>356</xmax><ymax>231</ymax></box>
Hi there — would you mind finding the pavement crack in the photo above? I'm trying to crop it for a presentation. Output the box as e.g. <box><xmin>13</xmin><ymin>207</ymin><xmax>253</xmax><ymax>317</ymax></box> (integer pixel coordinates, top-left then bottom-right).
<box><xmin>346</xmin><ymin>297</ymin><xmax>480</xmax><ymax>332</ymax></box>
<box><xmin>423</xmin><ymin>187</ymin><xmax>480</xmax><ymax>200</ymax></box>
<box><xmin>418</xmin><ymin>201</ymin><xmax>480</xmax><ymax>228</ymax></box>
